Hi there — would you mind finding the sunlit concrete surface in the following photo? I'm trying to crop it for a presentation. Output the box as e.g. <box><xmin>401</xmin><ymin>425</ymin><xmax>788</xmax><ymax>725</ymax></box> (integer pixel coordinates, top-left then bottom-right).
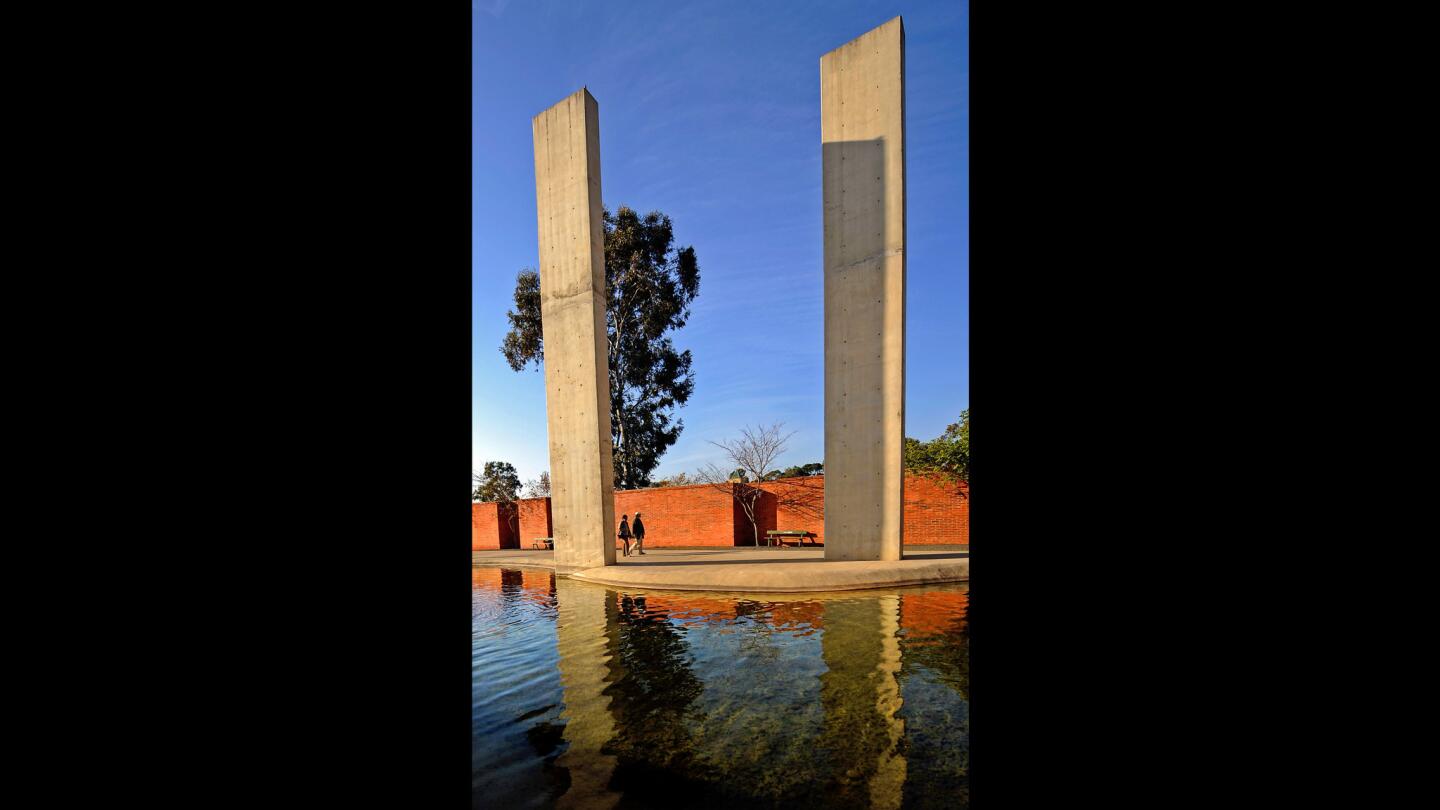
<box><xmin>821</xmin><ymin>17</ymin><xmax>907</xmax><ymax>562</ymax></box>
<box><xmin>532</xmin><ymin>88</ymin><xmax>617</xmax><ymax>572</ymax></box>
<box><xmin>472</xmin><ymin>547</ymin><xmax>967</xmax><ymax>593</ymax></box>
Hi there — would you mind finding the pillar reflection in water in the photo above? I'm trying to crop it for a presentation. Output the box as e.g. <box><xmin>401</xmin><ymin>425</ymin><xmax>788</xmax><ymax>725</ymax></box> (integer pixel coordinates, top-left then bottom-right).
<box><xmin>819</xmin><ymin>594</ymin><xmax>908</xmax><ymax>810</ymax></box>
<box><xmin>872</xmin><ymin>595</ymin><xmax>907</xmax><ymax>810</ymax></box>
<box><xmin>477</xmin><ymin>571</ymin><xmax>969</xmax><ymax>809</ymax></box>
<box><xmin>553</xmin><ymin>576</ymin><xmax>621</xmax><ymax>810</ymax></box>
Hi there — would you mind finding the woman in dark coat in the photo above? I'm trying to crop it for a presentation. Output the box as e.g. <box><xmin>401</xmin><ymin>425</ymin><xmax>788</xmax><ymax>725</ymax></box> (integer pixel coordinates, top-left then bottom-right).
<box><xmin>618</xmin><ymin>514</ymin><xmax>632</xmax><ymax>557</ymax></box>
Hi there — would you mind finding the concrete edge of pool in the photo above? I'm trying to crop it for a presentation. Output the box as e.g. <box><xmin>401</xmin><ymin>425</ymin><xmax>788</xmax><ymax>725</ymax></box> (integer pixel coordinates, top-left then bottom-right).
<box><xmin>473</xmin><ymin>547</ymin><xmax>969</xmax><ymax>593</ymax></box>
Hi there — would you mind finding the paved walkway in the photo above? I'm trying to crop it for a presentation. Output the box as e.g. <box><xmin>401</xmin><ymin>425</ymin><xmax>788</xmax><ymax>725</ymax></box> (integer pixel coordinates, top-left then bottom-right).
<box><xmin>471</xmin><ymin>546</ymin><xmax>968</xmax><ymax>593</ymax></box>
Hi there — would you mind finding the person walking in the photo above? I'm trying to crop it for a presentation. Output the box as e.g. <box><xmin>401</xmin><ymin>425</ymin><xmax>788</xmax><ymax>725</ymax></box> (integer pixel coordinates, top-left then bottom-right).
<box><xmin>618</xmin><ymin>514</ymin><xmax>632</xmax><ymax>557</ymax></box>
<box><xmin>631</xmin><ymin>512</ymin><xmax>647</xmax><ymax>555</ymax></box>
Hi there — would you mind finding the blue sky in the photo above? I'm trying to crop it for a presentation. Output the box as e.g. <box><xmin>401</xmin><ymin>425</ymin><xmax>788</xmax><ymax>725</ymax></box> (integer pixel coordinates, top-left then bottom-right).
<box><xmin>474</xmin><ymin>0</ymin><xmax>967</xmax><ymax>484</ymax></box>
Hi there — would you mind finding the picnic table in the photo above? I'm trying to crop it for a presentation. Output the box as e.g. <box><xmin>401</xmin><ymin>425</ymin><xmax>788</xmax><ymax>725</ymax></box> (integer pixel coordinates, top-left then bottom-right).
<box><xmin>532</xmin><ymin>537</ymin><xmax>553</xmax><ymax>550</ymax></box>
<box><xmin>763</xmin><ymin>530</ymin><xmax>818</xmax><ymax>547</ymax></box>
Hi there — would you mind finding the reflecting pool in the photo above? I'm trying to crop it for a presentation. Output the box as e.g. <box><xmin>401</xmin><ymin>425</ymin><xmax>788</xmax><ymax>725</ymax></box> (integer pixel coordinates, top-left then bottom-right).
<box><xmin>473</xmin><ymin>566</ymin><xmax>969</xmax><ymax>809</ymax></box>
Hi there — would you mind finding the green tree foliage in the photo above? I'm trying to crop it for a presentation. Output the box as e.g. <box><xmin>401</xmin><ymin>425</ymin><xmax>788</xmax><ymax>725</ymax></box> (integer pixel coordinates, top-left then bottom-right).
<box><xmin>904</xmin><ymin>410</ymin><xmax>969</xmax><ymax>489</ymax></box>
<box><xmin>501</xmin><ymin>205</ymin><xmax>700</xmax><ymax>490</ymax></box>
<box><xmin>722</xmin><ymin>461</ymin><xmax>822</xmax><ymax>483</ymax></box>
<box><xmin>472</xmin><ymin>461</ymin><xmax>521</xmax><ymax>503</ymax></box>
<box><xmin>652</xmin><ymin>471</ymin><xmax>693</xmax><ymax>488</ymax></box>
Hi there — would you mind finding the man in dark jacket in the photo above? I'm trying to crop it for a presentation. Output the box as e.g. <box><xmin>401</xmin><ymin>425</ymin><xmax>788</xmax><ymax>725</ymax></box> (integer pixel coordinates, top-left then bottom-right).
<box><xmin>618</xmin><ymin>514</ymin><xmax>632</xmax><ymax>557</ymax></box>
<box><xmin>631</xmin><ymin>512</ymin><xmax>647</xmax><ymax>555</ymax></box>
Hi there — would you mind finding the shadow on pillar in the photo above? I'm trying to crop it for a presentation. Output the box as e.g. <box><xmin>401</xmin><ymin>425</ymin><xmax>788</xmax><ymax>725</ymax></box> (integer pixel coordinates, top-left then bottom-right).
<box><xmin>823</xmin><ymin>138</ymin><xmax>903</xmax><ymax>561</ymax></box>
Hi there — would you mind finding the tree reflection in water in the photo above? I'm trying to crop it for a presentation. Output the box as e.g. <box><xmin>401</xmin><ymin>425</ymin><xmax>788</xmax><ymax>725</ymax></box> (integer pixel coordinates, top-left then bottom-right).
<box><xmin>599</xmin><ymin>593</ymin><xmax>715</xmax><ymax>805</ymax></box>
<box><xmin>476</xmin><ymin>569</ymin><xmax>969</xmax><ymax>810</ymax></box>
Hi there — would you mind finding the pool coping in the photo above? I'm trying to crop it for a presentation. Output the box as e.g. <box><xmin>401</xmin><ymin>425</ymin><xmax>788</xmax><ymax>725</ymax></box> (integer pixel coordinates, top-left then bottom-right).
<box><xmin>473</xmin><ymin>547</ymin><xmax>968</xmax><ymax>593</ymax></box>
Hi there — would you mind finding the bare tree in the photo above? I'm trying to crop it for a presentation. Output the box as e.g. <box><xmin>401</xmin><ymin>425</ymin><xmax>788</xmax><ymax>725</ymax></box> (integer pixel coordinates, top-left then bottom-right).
<box><xmin>762</xmin><ymin>473</ymin><xmax>825</xmax><ymax>523</ymax></box>
<box><xmin>698</xmin><ymin>423</ymin><xmax>797</xmax><ymax>546</ymax></box>
<box><xmin>523</xmin><ymin>471</ymin><xmax>551</xmax><ymax>498</ymax></box>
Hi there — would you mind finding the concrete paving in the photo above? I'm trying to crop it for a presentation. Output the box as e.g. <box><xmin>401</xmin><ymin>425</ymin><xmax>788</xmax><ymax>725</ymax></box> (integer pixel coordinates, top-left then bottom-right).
<box><xmin>472</xmin><ymin>546</ymin><xmax>968</xmax><ymax>593</ymax></box>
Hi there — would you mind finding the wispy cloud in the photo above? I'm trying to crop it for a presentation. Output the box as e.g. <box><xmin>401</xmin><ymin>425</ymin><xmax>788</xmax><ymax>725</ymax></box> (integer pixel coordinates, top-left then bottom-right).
<box><xmin>474</xmin><ymin>1</ymin><xmax>968</xmax><ymax>482</ymax></box>
<box><xmin>474</xmin><ymin>0</ymin><xmax>511</xmax><ymax>19</ymax></box>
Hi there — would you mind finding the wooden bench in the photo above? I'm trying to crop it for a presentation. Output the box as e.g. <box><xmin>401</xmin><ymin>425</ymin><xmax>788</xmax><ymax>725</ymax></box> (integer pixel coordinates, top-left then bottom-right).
<box><xmin>763</xmin><ymin>530</ymin><xmax>818</xmax><ymax>548</ymax></box>
<box><xmin>531</xmin><ymin>537</ymin><xmax>553</xmax><ymax>550</ymax></box>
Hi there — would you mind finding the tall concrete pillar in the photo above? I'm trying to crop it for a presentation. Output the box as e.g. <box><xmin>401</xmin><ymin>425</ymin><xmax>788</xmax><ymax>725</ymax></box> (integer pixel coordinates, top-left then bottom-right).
<box><xmin>821</xmin><ymin>17</ymin><xmax>906</xmax><ymax>561</ymax></box>
<box><xmin>532</xmin><ymin>88</ymin><xmax>616</xmax><ymax>572</ymax></box>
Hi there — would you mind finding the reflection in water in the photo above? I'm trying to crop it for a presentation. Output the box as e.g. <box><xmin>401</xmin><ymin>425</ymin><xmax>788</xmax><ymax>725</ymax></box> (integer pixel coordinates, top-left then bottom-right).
<box><xmin>817</xmin><ymin>596</ymin><xmax>908</xmax><ymax>810</ymax></box>
<box><xmin>554</xmin><ymin>577</ymin><xmax>621</xmax><ymax>810</ymax></box>
<box><xmin>473</xmin><ymin>568</ymin><xmax>968</xmax><ymax>809</ymax></box>
<box><xmin>472</xmin><ymin>568</ymin><xmax>563</xmax><ymax>809</ymax></box>
<box><xmin>898</xmin><ymin>589</ymin><xmax>970</xmax><ymax>809</ymax></box>
<box><xmin>874</xmin><ymin>595</ymin><xmax>908</xmax><ymax>810</ymax></box>
<box><xmin>600</xmin><ymin>594</ymin><xmax>707</xmax><ymax>804</ymax></box>
<box><xmin>900</xmin><ymin>590</ymin><xmax>970</xmax><ymax>698</ymax></box>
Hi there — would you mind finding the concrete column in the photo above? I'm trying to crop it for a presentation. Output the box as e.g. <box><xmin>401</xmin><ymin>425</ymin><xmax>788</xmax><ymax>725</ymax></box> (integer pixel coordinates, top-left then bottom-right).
<box><xmin>821</xmin><ymin>18</ymin><xmax>906</xmax><ymax>561</ymax></box>
<box><xmin>532</xmin><ymin>88</ymin><xmax>617</xmax><ymax>572</ymax></box>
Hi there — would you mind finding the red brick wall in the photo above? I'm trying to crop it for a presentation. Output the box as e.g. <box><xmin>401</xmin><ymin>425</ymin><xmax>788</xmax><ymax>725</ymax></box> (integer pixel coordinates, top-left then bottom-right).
<box><xmin>516</xmin><ymin>497</ymin><xmax>552</xmax><ymax>545</ymax></box>
<box><xmin>614</xmin><ymin>482</ymin><xmax>737</xmax><ymax>547</ymax></box>
<box><xmin>472</xmin><ymin>502</ymin><xmax>500</xmax><ymax>550</ymax></box>
<box><xmin>749</xmin><ymin>474</ymin><xmax>968</xmax><ymax>546</ymax></box>
<box><xmin>731</xmin><ymin>485</ymin><xmax>776</xmax><ymax>546</ymax></box>
<box><xmin>903</xmin><ymin>475</ymin><xmax>969</xmax><ymax>545</ymax></box>
<box><xmin>755</xmin><ymin>476</ymin><xmax>827</xmax><ymax>544</ymax></box>
<box><xmin>471</xmin><ymin>502</ymin><xmax>518</xmax><ymax>550</ymax></box>
<box><xmin>470</xmin><ymin>475</ymin><xmax>968</xmax><ymax>549</ymax></box>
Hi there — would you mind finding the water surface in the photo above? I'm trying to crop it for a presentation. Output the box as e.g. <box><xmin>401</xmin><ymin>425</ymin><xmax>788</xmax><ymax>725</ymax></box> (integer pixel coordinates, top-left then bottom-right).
<box><xmin>473</xmin><ymin>566</ymin><xmax>968</xmax><ymax>809</ymax></box>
